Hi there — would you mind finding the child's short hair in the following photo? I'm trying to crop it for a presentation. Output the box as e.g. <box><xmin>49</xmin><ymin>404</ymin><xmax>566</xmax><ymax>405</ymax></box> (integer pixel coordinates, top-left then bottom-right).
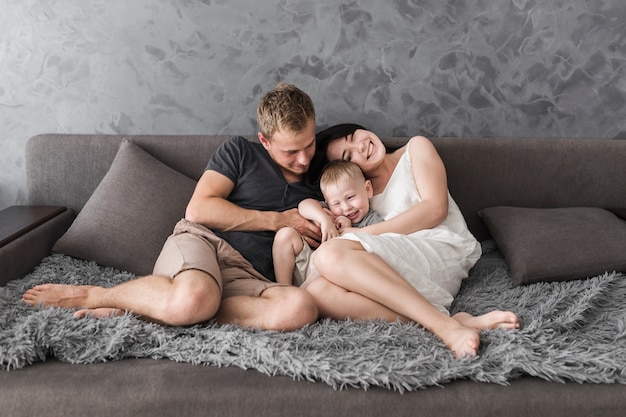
<box><xmin>320</xmin><ymin>160</ymin><xmax>366</xmax><ymax>195</ymax></box>
<box><xmin>257</xmin><ymin>83</ymin><xmax>315</xmax><ymax>140</ymax></box>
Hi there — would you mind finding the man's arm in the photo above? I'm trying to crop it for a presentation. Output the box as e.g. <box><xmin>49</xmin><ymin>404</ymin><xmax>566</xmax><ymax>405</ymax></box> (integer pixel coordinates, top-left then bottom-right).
<box><xmin>186</xmin><ymin>170</ymin><xmax>321</xmax><ymax>239</ymax></box>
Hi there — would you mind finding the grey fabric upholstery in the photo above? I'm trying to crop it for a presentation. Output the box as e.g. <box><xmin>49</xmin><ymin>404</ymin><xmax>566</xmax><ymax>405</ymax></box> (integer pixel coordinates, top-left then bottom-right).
<box><xmin>51</xmin><ymin>140</ymin><xmax>197</xmax><ymax>275</ymax></box>
<box><xmin>27</xmin><ymin>135</ymin><xmax>626</xmax><ymax>241</ymax></box>
<box><xmin>2</xmin><ymin>358</ymin><xmax>625</xmax><ymax>417</ymax></box>
<box><xmin>430</xmin><ymin>137</ymin><xmax>626</xmax><ymax>240</ymax></box>
<box><xmin>26</xmin><ymin>134</ymin><xmax>231</xmax><ymax>215</ymax></box>
<box><xmin>478</xmin><ymin>206</ymin><xmax>626</xmax><ymax>285</ymax></box>
<box><xmin>12</xmin><ymin>133</ymin><xmax>626</xmax><ymax>417</ymax></box>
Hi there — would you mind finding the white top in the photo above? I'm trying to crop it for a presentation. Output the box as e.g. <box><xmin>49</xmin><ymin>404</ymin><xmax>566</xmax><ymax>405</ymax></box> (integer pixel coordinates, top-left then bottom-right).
<box><xmin>341</xmin><ymin>142</ymin><xmax>481</xmax><ymax>313</ymax></box>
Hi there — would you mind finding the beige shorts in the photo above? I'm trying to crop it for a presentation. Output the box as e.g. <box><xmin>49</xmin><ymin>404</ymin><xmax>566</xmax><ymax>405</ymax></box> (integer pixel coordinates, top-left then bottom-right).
<box><xmin>153</xmin><ymin>219</ymin><xmax>284</xmax><ymax>298</ymax></box>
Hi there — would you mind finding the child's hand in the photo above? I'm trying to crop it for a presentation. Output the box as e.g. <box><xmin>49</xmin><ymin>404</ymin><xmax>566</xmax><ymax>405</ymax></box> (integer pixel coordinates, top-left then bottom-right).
<box><xmin>319</xmin><ymin>218</ymin><xmax>340</xmax><ymax>242</ymax></box>
<box><xmin>334</xmin><ymin>216</ymin><xmax>351</xmax><ymax>231</ymax></box>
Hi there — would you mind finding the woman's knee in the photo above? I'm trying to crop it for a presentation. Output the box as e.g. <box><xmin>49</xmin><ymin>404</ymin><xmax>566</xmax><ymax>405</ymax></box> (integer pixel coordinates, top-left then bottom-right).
<box><xmin>314</xmin><ymin>240</ymin><xmax>342</xmax><ymax>264</ymax></box>
<box><xmin>314</xmin><ymin>240</ymin><xmax>359</xmax><ymax>275</ymax></box>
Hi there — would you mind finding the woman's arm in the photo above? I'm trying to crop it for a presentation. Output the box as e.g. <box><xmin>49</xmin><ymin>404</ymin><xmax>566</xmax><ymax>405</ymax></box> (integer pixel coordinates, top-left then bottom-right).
<box><xmin>357</xmin><ymin>136</ymin><xmax>449</xmax><ymax>236</ymax></box>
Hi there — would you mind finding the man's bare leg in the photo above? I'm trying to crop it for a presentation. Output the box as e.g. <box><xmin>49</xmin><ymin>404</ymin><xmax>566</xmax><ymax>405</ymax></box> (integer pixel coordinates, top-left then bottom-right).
<box><xmin>22</xmin><ymin>269</ymin><xmax>221</xmax><ymax>326</ymax></box>
<box><xmin>22</xmin><ymin>284</ymin><xmax>96</xmax><ymax>309</ymax></box>
<box><xmin>74</xmin><ymin>308</ymin><xmax>124</xmax><ymax>319</ymax></box>
<box><xmin>22</xmin><ymin>285</ymin><xmax>126</xmax><ymax>319</ymax></box>
<box><xmin>215</xmin><ymin>285</ymin><xmax>318</xmax><ymax>331</ymax></box>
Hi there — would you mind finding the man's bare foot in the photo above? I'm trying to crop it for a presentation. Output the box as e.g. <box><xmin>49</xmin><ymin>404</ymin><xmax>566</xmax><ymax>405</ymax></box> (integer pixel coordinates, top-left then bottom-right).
<box><xmin>21</xmin><ymin>284</ymin><xmax>95</xmax><ymax>309</ymax></box>
<box><xmin>438</xmin><ymin>325</ymin><xmax>480</xmax><ymax>358</ymax></box>
<box><xmin>453</xmin><ymin>310</ymin><xmax>520</xmax><ymax>330</ymax></box>
<box><xmin>74</xmin><ymin>308</ymin><xmax>124</xmax><ymax>319</ymax></box>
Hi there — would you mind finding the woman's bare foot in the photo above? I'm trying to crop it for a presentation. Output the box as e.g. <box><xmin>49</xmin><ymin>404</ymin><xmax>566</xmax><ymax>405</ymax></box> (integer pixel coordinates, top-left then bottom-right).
<box><xmin>453</xmin><ymin>310</ymin><xmax>520</xmax><ymax>330</ymax></box>
<box><xmin>21</xmin><ymin>284</ymin><xmax>96</xmax><ymax>309</ymax></box>
<box><xmin>74</xmin><ymin>308</ymin><xmax>124</xmax><ymax>319</ymax></box>
<box><xmin>438</xmin><ymin>325</ymin><xmax>480</xmax><ymax>358</ymax></box>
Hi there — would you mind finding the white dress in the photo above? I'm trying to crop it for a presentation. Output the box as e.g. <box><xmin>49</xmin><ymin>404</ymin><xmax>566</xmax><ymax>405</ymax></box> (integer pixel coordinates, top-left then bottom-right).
<box><xmin>340</xmin><ymin>142</ymin><xmax>481</xmax><ymax>314</ymax></box>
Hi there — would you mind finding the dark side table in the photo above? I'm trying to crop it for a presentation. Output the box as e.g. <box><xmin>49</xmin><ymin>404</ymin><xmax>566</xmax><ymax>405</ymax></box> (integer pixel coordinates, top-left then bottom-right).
<box><xmin>0</xmin><ymin>205</ymin><xmax>67</xmax><ymax>248</ymax></box>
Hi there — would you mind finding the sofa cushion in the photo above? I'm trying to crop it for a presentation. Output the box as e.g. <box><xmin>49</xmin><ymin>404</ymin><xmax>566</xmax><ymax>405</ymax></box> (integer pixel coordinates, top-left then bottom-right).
<box><xmin>53</xmin><ymin>140</ymin><xmax>196</xmax><ymax>275</ymax></box>
<box><xmin>478</xmin><ymin>206</ymin><xmax>626</xmax><ymax>286</ymax></box>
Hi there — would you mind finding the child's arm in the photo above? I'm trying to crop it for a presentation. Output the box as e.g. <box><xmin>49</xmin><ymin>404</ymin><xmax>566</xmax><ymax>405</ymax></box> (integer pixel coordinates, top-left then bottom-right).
<box><xmin>298</xmin><ymin>199</ymin><xmax>339</xmax><ymax>242</ymax></box>
<box><xmin>334</xmin><ymin>215</ymin><xmax>351</xmax><ymax>231</ymax></box>
<box><xmin>338</xmin><ymin>210</ymin><xmax>385</xmax><ymax>236</ymax></box>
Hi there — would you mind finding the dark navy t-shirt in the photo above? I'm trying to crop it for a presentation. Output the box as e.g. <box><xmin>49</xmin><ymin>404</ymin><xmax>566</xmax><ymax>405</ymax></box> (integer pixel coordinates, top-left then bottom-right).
<box><xmin>205</xmin><ymin>136</ymin><xmax>322</xmax><ymax>281</ymax></box>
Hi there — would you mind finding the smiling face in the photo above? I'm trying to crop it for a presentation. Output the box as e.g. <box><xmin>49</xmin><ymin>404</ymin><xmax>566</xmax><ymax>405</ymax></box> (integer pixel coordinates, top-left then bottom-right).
<box><xmin>325</xmin><ymin>129</ymin><xmax>386</xmax><ymax>174</ymax></box>
<box><xmin>258</xmin><ymin>117</ymin><xmax>316</xmax><ymax>183</ymax></box>
<box><xmin>322</xmin><ymin>173</ymin><xmax>373</xmax><ymax>224</ymax></box>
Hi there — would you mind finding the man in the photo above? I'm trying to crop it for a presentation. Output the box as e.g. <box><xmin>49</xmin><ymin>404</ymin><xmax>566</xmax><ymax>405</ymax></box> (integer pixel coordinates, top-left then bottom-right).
<box><xmin>22</xmin><ymin>83</ymin><xmax>323</xmax><ymax>331</ymax></box>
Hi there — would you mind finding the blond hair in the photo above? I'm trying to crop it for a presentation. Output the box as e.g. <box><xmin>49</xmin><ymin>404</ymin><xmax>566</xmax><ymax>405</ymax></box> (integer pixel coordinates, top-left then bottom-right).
<box><xmin>319</xmin><ymin>160</ymin><xmax>366</xmax><ymax>195</ymax></box>
<box><xmin>256</xmin><ymin>83</ymin><xmax>315</xmax><ymax>140</ymax></box>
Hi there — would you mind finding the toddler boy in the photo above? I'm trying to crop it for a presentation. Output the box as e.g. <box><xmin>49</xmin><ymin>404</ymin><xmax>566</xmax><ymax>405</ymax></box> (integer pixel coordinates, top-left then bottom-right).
<box><xmin>273</xmin><ymin>160</ymin><xmax>383</xmax><ymax>286</ymax></box>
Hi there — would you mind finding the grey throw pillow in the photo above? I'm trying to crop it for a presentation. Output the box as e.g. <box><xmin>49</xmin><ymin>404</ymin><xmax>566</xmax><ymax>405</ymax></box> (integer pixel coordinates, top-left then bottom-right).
<box><xmin>478</xmin><ymin>206</ymin><xmax>626</xmax><ymax>286</ymax></box>
<box><xmin>53</xmin><ymin>140</ymin><xmax>197</xmax><ymax>275</ymax></box>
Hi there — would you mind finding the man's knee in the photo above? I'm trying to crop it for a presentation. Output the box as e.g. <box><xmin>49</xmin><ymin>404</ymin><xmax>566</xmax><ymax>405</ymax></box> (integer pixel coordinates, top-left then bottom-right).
<box><xmin>162</xmin><ymin>270</ymin><xmax>222</xmax><ymax>326</ymax></box>
<box><xmin>265</xmin><ymin>287</ymin><xmax>318</xmax><ymax>330</ymax></box>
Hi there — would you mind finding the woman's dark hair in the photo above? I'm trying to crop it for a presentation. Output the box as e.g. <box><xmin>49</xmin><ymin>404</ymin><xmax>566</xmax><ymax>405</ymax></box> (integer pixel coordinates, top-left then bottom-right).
<box><xmin>307</xmin><ymin>124</ymin><xmax>365</xmax><ymax>187</ymax></box>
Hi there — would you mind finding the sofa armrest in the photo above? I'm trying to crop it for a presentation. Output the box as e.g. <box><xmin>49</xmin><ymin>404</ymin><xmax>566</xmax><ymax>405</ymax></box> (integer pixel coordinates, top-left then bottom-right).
<box><xmin>0</xmin><ymin>206</ymin><xmax>74</xmax><ymax>286</ymax></box>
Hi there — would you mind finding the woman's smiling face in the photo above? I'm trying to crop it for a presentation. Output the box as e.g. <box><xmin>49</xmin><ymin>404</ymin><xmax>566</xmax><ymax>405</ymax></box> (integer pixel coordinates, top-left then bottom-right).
<box><xmin>326</xmin><ymin>129</ymin><xmax>385</xmax><ymax>172</ymax></box>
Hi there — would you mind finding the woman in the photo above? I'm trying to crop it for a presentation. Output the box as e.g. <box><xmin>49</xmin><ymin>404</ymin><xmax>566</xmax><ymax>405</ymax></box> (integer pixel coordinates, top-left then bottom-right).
<box><xmin>303</xmin><ymin>124</ymin><xmax>519</xmax><ymax>358</ymax></box>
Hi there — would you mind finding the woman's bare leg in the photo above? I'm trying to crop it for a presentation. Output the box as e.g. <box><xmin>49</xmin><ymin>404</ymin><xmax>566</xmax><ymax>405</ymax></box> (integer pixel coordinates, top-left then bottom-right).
<box><xmin>305</xmin><ymin>276</ymin><xmax>410</xmax><ymax>322</ymax></box>
<box><xmin>453</xmin><ymin>311</ymin><xmax>520</xmax><ymax>330</ymax></box>
<box><xmin>313</xmin><ymin>239</ymin><xmax>484</xmax><ymax>358</ymax></box>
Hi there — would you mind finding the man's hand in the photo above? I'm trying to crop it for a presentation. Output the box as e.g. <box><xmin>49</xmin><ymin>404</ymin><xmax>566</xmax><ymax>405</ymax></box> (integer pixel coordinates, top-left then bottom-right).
<box><xmin>279</xmin><ymin>208</ymin><xmax>322</xmax><ymax>247</ymax></box>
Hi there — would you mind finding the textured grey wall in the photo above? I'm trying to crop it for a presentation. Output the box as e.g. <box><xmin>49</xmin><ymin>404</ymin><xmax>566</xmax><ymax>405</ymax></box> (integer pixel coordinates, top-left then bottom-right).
<box><xmin>1</xmin><ymin>0</ymin><xmax>625</xmax><ymax>210</ymax></box>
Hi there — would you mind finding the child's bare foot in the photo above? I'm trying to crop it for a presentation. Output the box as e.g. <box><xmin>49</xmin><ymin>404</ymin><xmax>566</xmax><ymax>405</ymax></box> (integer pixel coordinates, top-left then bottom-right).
<box><xmin>438</xmin><ymin>325</ymin><xmax>480</xmax><ymax>358</ymax></box>
<box><xmin>74</xmin><ymin>308</ymin><xmax>124</xmax><ymax>319</ymax></box>
<box><xmin>21</xmin><ymin>284</ymin><xmax>95</xmax><ymax>309</ymax></box>
<box><xmin>453</xmin><ymin>310</ymin><xmax>520</xmax><ymax>330</ymax></box>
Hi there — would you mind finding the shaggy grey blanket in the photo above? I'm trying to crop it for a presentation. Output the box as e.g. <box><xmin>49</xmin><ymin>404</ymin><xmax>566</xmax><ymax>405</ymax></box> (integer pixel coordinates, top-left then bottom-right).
<box><xmin>1</xmin><ymin>246</ymin><xmax>625</xmax><ymax>392</ymax></box>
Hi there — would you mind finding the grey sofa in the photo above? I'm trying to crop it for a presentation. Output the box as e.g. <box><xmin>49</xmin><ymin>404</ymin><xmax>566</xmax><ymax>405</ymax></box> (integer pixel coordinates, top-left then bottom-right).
<box><xmin>1</xmin><ymin>134</ymin><xmax>625</xmax><ymax>417</ymax></box>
